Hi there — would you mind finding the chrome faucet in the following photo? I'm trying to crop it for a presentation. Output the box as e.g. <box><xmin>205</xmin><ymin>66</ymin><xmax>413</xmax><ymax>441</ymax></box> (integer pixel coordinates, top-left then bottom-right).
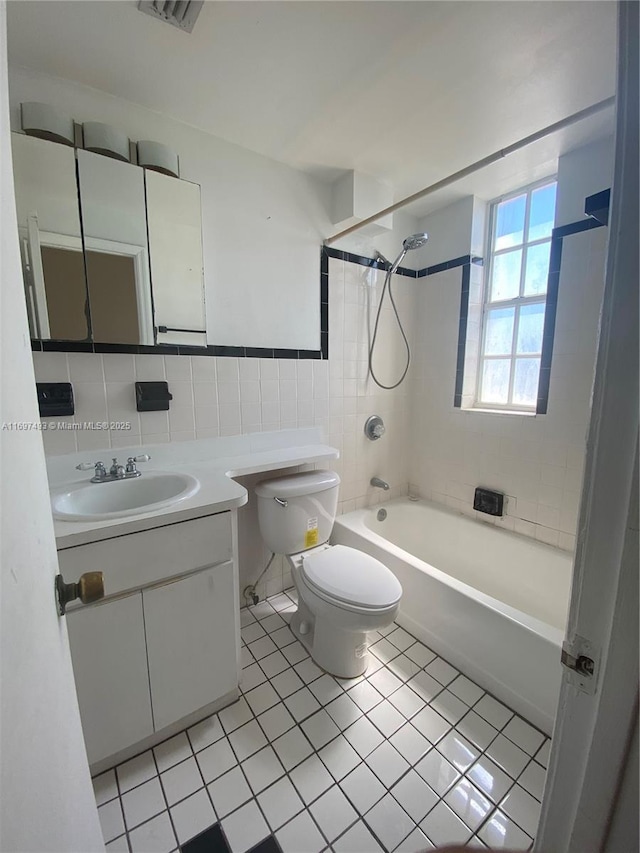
<box><xmin>76</xmin><ymin>454</ymin><xmax>151</xmax><ymax>483</ymax></box>
<box><xmin>370</xmin><ymin>477</ymin><xmax>390</xmax><ymax>491</ymax></box>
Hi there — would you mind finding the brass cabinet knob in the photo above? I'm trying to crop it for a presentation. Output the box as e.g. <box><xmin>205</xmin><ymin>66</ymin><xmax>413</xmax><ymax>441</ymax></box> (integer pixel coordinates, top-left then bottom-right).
<box><xmin>56</xmin><ymin>571</ymin><xmax>105</xmax><ymax>615</ymax></box>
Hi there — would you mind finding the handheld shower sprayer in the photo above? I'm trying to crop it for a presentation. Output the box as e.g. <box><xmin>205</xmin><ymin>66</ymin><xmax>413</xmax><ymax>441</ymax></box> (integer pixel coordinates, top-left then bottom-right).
<box><xmin>369</xmin><ymin>233</ymin><xmax>428</xmax><ymax>390</ymax></box>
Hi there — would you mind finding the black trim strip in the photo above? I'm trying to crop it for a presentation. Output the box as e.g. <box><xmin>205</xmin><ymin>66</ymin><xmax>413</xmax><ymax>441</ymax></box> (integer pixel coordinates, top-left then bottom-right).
<box><xmin>453</xmin><ymin>265</ymin><xmax>471</xmax><ymax>406</ymax></box>
<box><xmin>552</xmin><ymin>218</ymin><xmax>602</xmax><ymax>239</ymax></box>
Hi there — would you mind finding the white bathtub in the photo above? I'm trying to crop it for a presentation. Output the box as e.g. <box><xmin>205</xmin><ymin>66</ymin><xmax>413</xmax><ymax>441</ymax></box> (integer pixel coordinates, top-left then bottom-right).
<box><xmin>331</xmin><ymin>498</ymin><xmax>573</xmax><ymax>734</ymax></box>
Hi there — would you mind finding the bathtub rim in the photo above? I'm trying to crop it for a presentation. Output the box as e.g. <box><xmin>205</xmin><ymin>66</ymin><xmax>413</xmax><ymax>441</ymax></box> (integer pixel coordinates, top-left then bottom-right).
<box><xmin>333</xmin><ymin>497</ymin><xmax>570</xmax><ymax>647</ymax></box>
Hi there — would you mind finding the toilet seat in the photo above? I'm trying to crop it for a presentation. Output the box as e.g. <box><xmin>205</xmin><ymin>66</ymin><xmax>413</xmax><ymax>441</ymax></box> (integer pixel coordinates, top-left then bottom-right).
<box><xmin>301</xmin><ymin>544</ymin><xmax>402</xmax><ymax>611</ymax></box>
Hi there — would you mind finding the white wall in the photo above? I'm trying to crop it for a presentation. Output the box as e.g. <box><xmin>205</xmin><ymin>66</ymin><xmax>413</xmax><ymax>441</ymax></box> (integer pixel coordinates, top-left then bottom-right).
<box><xmin>408</xmin><ymin>139</ymin><xmax>614</xmax><ymax>549</ymax></box>
<box><xmin>415</xmin><ymin>196</ymin><xmax>475</xmax><ymax>268</ymax></box>
<box><xmin>9</xmin><ymin>65</ymin><xmax>329</xmax><ymax>350</ymax></box>
<box><xmin>555</xmin><ymin>136</ymin><xmax>615</xmax><ymax>227</ymax></box>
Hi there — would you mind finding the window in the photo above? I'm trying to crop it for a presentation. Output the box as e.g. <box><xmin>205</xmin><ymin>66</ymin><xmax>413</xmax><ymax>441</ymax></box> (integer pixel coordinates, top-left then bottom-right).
<box><xmin>477</xmin><ymin>179</ymin><xmax>557</xmax><ymax>411</ymax></box>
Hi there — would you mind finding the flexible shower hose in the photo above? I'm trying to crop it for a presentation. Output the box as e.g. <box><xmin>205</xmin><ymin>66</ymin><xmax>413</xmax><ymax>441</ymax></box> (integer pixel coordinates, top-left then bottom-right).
<box><xmin>368</xmin><ymin>265</ymin><xmax>411</xmax><ymax>390</ymax></box>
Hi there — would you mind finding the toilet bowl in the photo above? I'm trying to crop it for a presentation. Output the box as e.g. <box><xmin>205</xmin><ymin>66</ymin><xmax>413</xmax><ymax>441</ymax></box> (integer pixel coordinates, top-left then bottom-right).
<box><xmin>255</xmin><ymin>471</ymin><xmax>402</xmax><ymax>678</ymax></box>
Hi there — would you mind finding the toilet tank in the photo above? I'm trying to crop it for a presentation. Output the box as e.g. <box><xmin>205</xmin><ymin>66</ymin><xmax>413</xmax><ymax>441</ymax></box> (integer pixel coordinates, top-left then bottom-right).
<box><xmin>255</xmin><ymin>470</ymin><xmax>340</xmax><ymax>555</ymax></box>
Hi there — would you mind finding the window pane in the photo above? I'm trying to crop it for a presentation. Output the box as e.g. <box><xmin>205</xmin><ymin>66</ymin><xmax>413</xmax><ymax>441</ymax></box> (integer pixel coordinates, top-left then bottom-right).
<box><xmin>528</xmin><ymin>183</ymin><xmax>557</xmax><ymax>242</ymax></box>
<box><xmin>516</xmin><ymin>303</ymin><xmax>545</xmax><ymax>354</ymax></box>
<box><xmin>485</xmin><ymin>307</ymin><xmax>515</xmax><ymax>355</ymax></box>
<box><xmin>523</xmin><ymin>241</ymin><xmax>551</xmax><ymax>296</ymax></box>
<box><xmin>490</xmin><ymin>250</ymin><xmax>522</xmax><ymax>301</ymax></box>
<box><xmin>513</xmin><ymin>358</ymin><xmax>540</xmax><ymax>406</ymax></box>
<box><xmin>480</xmin><ymin>359</ymin><xmax>510</xmax><ymax>404</ymax></box>
<box><xmin>494</xmin><ymin>194</ymin><xmax>526</xmax><ymax>250</ymax></box>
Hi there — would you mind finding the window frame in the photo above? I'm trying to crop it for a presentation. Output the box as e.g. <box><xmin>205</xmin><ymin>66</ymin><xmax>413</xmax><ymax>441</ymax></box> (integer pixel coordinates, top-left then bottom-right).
<box><xmin>475</xmin><ymin>176</ymin><xmax>558</xmax><ymax>413</ymax></box>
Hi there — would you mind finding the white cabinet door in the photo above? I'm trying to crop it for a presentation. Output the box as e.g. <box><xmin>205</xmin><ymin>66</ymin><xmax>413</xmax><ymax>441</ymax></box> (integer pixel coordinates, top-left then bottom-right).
<box><xmin>143</xmin><ymin>562</ymin><xmax>238</xmax><ymax>732</ymax></box>
<box><xmin>67</xmin><ymin>594</ymin><xmax>154</xmax><ymax>766</ymax></box>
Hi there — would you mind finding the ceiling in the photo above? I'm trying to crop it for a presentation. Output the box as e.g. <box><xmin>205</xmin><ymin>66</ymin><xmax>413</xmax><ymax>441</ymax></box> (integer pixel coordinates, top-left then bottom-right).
<box><xmin>6</xmin><ymin>1</ymin><xmax>617</xmax><ymax>217</ymax></box>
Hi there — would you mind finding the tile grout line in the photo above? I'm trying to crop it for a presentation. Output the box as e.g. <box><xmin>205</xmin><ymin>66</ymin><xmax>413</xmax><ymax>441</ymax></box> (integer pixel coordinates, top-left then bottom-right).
<box><xmin>97</xmin><ymin>590</ymin><xmax>548</xmax><ymax>852</ymax></box>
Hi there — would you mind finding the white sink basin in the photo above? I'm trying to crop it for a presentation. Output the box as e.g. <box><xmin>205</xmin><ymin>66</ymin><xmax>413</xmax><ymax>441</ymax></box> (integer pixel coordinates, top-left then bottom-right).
<box><xmin>52</xmin><ymin>472</ymin><xmax>200</xmax><ymax>521</ymax></box>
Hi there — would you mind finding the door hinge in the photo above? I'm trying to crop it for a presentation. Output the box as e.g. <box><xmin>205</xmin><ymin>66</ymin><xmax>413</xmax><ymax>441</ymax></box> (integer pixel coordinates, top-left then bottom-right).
<box><xmin>561</xmin><ymin>635</ymin><xmax>599</xmax><ymax>694</ymax></box>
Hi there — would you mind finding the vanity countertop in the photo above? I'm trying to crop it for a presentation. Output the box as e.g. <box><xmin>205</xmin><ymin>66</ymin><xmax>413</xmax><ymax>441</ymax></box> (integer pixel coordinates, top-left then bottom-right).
<box><xmin>49</xmin><ymin>428</ymin><xmax>339</xmax><ymax>549</ymax></box>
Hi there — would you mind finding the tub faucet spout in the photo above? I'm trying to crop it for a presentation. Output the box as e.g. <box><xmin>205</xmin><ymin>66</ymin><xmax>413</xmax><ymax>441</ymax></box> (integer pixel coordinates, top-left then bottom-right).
<box><xmin>371</xmin><ymin>477</ymin><xmax>390</xmax><ymax>491</ymax></box>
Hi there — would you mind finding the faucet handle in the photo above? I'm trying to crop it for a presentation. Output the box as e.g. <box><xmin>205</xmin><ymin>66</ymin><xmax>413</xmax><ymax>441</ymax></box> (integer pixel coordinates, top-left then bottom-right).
<box><xmin>125</xmin><ymin>454</ymin><xmax>150</xmax><ymax>475</ymax></box>
<box><xmin>76</xmin><ymin>460</ymin><xmax>103</xmax><ymax>471</ymax></box>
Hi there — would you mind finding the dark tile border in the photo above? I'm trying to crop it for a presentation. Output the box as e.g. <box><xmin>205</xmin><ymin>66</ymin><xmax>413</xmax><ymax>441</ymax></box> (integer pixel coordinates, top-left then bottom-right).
<box><xmin>453</xmin><ymin>265</ymin><xmax>471</xmax><ymax>407</ymax></box>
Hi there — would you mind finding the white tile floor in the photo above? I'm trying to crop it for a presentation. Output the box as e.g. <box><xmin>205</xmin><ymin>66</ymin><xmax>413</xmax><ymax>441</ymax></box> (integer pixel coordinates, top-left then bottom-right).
<box><xmin>94</xmin><ymin>588</ymin><xmax>550</xmax><ymax>853</ymax></box>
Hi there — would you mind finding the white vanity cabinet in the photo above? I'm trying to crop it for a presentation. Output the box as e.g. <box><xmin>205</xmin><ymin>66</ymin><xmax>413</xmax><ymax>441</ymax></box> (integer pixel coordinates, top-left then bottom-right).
<box><xmin>66</xmin><ymin>593</ymin><xmax>154</xmax><ymax>766</ymax></box>
<box><xmin>60</xmin><ymin>511</ymin><xmax>239</xmax><ymax>767</ymax></box>
<box><xmin>143</xmin><ymin>561</ymin><xmax>237</xmax><ymax>731</ymax></box>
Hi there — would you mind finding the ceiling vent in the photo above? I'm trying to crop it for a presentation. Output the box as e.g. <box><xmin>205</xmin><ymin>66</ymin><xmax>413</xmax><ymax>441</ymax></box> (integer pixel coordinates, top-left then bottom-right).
<box><xmin>137</xmin><ymin>1</ymin><xmax>204</xmax><ymax>34</ymax></box>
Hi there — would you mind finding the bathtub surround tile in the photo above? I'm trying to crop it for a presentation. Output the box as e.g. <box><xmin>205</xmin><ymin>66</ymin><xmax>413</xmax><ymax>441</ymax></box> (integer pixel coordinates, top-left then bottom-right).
<box><xmin>96</xmin><ymin>591</ymin><xmax>550</xmax><ymax>853</ymax></box>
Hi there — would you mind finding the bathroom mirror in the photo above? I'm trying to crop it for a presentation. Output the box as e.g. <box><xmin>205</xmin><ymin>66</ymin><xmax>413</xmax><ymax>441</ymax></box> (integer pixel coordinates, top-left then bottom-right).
<box><xmin>11</xmin><ymin>132</ymin><xmax>89</xmax><ymax>340</ymax></box>
<box><xmin>77</xmin><ymin>149</ymin><xmax>154</xmax><ymax>345</ymax></box>
<box><xmin>11</xmin><ymin>131</ymin><xmax>207</xmax><ymax>349</ymax></box>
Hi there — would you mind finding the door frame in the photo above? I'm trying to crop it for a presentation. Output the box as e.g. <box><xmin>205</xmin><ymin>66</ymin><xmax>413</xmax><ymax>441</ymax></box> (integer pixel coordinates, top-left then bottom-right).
<box><xmin>534</xmin><ymin>2</ymin><xmax>639</xmax><ymax>850</ymax></box>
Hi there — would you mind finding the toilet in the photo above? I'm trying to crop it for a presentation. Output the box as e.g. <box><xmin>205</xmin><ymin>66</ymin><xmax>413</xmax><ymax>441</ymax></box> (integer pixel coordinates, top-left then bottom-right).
<box><xmin>255</xmin><ymin>470</ymin><xmax>402</xmax><ymax>678</ymax></box>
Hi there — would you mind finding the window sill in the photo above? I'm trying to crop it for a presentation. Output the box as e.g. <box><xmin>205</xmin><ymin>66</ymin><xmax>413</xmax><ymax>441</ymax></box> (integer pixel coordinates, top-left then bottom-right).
<box><xmin>458</xmin><ymin>407</ymin><xmax>537</xmax><ymax>417</ymax></box>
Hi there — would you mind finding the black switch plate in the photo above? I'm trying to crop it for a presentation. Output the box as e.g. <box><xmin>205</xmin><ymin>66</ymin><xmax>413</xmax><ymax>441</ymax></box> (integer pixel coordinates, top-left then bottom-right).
<box><xmin>37</xmin><ymin>382</ymin><xmax>74</xmax><ymax>417</ymax></box>
<box><xmin>473</xmin><ymin>487</ymin><xmax>504</xmax><ymax>517</ymax></box>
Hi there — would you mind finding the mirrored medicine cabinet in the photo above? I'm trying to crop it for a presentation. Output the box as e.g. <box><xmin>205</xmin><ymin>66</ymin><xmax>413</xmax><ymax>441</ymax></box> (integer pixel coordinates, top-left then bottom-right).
<box><xmin>11</xmin><ymin>131</ymin><xmax>207</xmax><ymax>349</ymax></box>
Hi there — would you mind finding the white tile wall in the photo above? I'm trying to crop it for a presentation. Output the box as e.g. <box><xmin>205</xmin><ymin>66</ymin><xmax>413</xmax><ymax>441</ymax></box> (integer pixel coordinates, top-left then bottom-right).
<box><xmin>409</xmin><ymin>227</ymin><xmax>608</xmax><ymax>548</ymax></box>
<box><xmin>33</xmin><ymin>258</ymin><xmax>415</xmax><ymax>599</ymax></box>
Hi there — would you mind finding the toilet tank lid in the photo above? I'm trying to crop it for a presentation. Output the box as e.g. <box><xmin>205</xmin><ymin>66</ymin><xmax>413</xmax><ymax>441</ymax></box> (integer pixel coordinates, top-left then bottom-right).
<box><xmin>255</xmin><ymin>470</ymin><xmax>340</xmax><ymax>499</ymax></box>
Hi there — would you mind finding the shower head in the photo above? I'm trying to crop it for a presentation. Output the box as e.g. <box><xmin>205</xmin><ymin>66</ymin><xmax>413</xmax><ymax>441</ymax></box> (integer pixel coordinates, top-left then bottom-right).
<box><xmin>389</xmin><ymin>232</ymin><xmax>429</xmax><ymax>274</ymax></box>
<box><xmin>403</xmin><ymin>232</ymin><xmax>429</xmax><ymax>251</ymax></box>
